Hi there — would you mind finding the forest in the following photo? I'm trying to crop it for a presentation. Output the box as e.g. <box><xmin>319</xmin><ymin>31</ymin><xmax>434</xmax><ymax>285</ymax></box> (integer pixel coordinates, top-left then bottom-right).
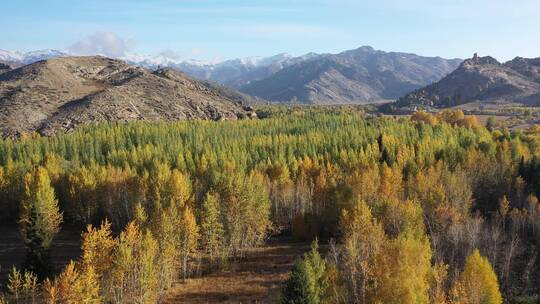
<box><xmin>1</xmin><ymin>106</ymin><xmax>540</xmax><ymax>303</ymax></box>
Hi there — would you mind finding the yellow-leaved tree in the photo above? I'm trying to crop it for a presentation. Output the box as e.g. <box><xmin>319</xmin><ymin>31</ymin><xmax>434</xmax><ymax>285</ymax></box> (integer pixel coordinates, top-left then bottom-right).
<box><xmin>339</xmin><ymin>200</ymin><xmax>385</xmax><ymax>304</ymax></box>
<box><xmin>179</xmin><ymin>206</ymin><xmax>200</xmax><ymax>281</ymax></box>
<box><xmin>43</xmin><ymin>261</ymin><xmax>100</xmax><ymax>304</ymax></box>
<box><xmin>370</xmin><ymin>232</ymin><xmax>432</xmax><ymax>304</ymax></box>
<box><xmin>452</xmin><ymin>249</ymin><xmax>503</xmax><ymax>304</ymax></box>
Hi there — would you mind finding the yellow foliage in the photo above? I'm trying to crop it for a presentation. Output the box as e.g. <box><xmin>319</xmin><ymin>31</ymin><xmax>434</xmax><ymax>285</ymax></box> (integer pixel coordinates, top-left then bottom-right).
<box><xmin>379</xmin><ymin>199</ymin><xmax>425</xmax><ymax>238</ymax></box>
<box><xmin>179</xmin><ymin>206</ymin><xmax>200</xmax><ymax>280</ymax></box>
<box><xmin>411</xmin><ymin>111</ymin><xmax>439</xmax><ymax>125</ymax></box>
<box><xmin>340</xmin><ymin>200</ymin><xmax>385</xmax><ymax>303</ymax></box>
<box><xmin>452</xmin><ymin>249</ymin><xmax>502</xmax><ymax>304</ymax></box>
<box><xmin>430</xmin><ymin>263</ymin><xmax>449</xmax><ymax>304</ymax></box>
<box><xmin>163</xmin><ymin>169</ymin><xmax>191</xmax><ymax>209</ymax></box>
<box><xmin>81</xmin><ymin>220</ymin><xmax>115</xmax><ymax>278</ymax></box>
<box><xmin>436</xmin><ymin>110</ymin><xmax>479</xmax><ymax>128</ymax></box>
<box><xmin>371</xmin><ymin>232</ymin><xmax>432</xmax><ymax>304</ymax></box>
<box><xmin>379</xmin><ymin>165</ymin><xmax>403</xmax><ymax>201</ymax></box>
<box><xmin>438</xmin><ymin>110</ymin><xmax>465</xmax><ymax>125</ymax></box>
<box><xmin>44</xmin><ymin>261</ymin><xmax>101</xmax><ymax>304</ymax></box>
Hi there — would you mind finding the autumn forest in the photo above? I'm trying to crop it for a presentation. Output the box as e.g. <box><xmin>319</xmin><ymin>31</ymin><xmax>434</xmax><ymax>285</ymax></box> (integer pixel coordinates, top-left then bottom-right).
<box><xmin>1</xmin><ymin>107</ymin><xmax>540</xmax><ymax>303</ymax></box>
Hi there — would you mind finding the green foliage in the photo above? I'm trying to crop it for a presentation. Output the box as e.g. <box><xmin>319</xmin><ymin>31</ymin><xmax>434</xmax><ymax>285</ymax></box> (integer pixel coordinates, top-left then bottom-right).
<box><xmin>19</xmin><ymin>166</ymin><xmax>63</xmax><ymax>277</ymax></box>
<box><xmin>281</xmin><ymin>259</ymin><xmax>312</xmax><ymax>304</ymax></box>
<box><xmin>0</xmin><ymin>108</ymin><xmax>538</xmax><ymax>302</ymax></box>
<box><xmin>280</xmin><ymin>240</ymin><xmax>329</xmax><ymax>304</ymax></box>
<box><xmin>486</xmin><ymin>116</ymin><xmax>497</xmax><ymax>131</ymax></box>
<box><xmin>200</xmin><ymin>192</ymin><xmax>225</xmax><ymax>263</ymax></box>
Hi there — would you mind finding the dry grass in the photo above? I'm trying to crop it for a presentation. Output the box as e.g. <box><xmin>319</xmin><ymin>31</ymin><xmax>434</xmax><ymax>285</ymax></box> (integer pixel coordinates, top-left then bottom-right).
<box><xmin>1</xmin><ymin>225</ymin><xmax>309</xmax><ymax>303</ymax></box>
<box><xmin>163</xmin><ymin>239</ymin><xmax>311</xmax><ymax>304</ymax></box>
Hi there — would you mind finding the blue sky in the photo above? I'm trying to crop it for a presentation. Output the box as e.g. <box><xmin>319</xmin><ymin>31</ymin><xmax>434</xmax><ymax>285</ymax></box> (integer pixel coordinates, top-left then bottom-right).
<box><xmin>2</xmin><ymin>0</ymin><xmax>539</xmax><ymax>62</ymax></box>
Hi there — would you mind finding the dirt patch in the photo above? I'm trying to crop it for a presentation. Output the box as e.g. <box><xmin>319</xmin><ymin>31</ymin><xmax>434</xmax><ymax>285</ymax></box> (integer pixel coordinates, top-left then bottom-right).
<box><xmin>474</xmin><ymin>114</ymin><xmax>511</xmax><ymax>125</ymax></box>
<box><xmin>163</xmin><ymin>239</ymin><xmax>311</xmax><ymax>304</ymax></box>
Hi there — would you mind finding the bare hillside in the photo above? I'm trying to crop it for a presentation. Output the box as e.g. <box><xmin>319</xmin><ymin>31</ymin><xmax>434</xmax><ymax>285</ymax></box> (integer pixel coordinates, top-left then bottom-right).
<box><xmin>0</xmin><ymin>56</ymin><xmax>253</xmax><ymax>136</ymax></box>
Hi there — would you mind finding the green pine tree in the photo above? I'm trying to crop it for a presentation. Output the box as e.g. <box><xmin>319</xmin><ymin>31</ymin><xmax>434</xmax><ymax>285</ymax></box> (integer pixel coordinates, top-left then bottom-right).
<box><xmin>281</xmin><ymin>259</ymin><xmax>311</xmax><ymax>304</ymax></box>
<box><xmin>19</xmin><ymin>167</ymin><xmax>63</xmax><ymax>277</ymax></box>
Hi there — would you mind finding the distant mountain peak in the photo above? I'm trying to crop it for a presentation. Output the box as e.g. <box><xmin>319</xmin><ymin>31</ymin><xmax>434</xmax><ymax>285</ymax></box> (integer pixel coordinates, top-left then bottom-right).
<box><xmin>241</xmin><ymin>47</ymin><xmax>462</xmax><ymax>104</ymax></box>
<box><xmin>462</xmin><ymin>53</ymin><xmax>500</xmax><ymax>67</ymax></box>
<box><xmin>360</xmin><ymin>45</ymin><xmax>375</xmax><ymax>51</ymax></box>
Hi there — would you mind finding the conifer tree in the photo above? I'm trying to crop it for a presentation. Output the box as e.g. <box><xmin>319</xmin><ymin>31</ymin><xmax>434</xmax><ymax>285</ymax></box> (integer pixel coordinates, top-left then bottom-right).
<box><xmin>302</xmin><ymin>240</ymin><xmax>329</xmax><ymax>304</ymax></box>
<box><xmin>152</xmin><ymin>204</ymin><xmax>181</xmax><ymax>293</ymax></box>
<box><xmin>80</xmin><ymin>220</ymin><xmax>115</xmax><ymax>298</ymax></box>
<box><xmin>280</xmin><ymin>240</ymin><xmax>329</xmax><ymax>304</ymax></box>
<box><xmin>7</xmin><ymin>267</ymin><xmax>38</xmax><ymax>303</ymax></box>
<box><xmin>163</xmin><ymin>169</ymin><xmax>191</xmax><ymax>209</ymax></box>
<box><xmin>280</xmin><ymin>259</ymin><xmax>312</xmax><ymax>304</ymax></box>
<box><xmin>19</xmin><ymin>166</ymin><xmax>63</xmax><ymax>277</ymax></box>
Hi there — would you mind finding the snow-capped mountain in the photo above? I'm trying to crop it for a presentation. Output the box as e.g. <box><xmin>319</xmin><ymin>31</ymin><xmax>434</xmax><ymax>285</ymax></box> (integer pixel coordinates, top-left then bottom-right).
<box><xmin>0</xmin><ymin>48</ymin><xmax>320</xmax><ymax>88</ymax></box>
<box><xmin>22</xmin><ymin>49</ymin><xmax>70</xmax><ymax>64</ymax></box>
<box><xmin>122</xmin><ymin>52</ymin><xmax>320</xmax><ymax>88</ymax></box>
<box><xmin>0</xmin><ymin>50</ymin><xmax>24</xmax><ymax>63</ymax></box>
<box><xmin>0</xmin><ymin>49</ymin><xmax>69</xmax><ymax>65</ymax></box>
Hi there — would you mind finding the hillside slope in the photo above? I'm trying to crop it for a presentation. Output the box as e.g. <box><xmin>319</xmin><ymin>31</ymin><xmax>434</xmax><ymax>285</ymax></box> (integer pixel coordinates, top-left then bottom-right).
<box><xmin>0</xmin><ymin>56</ymin><xmax>253</xmax><ymax>136</ymax></box>
<box><xmin>241</xmin><ymin>46</ymin><xmax>462</xmax><ymax>104</ymax></box>
<box><xmin>394</xmin><ymin>54</ymin><xmax>540</xmax><ymax>109</ymax></box>
<box><xmin>0</xmin><ymin>63</ymin><xmax>11</xmax><ymax>75</ymax></box>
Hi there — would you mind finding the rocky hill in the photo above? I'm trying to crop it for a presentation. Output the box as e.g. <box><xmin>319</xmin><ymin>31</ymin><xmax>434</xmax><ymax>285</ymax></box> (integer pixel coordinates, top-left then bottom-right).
<box><xmin>240</xmin><ymin>46</ymin><xmax>462</xmax><ymax>104</ymax></box>
<box><xmin>393</xmin><ymin>54</ymin><xmax>540</xmax><ymax>109</ymax></box>
<box><xmin>0</xmin><ymin>63</ymin><xmax>11</xmax><ymax>75</ymax></box>
<box><xmin>0</xmin><ymin>56</ymin><xmax>254</xmax><ymax>137</ymax></box>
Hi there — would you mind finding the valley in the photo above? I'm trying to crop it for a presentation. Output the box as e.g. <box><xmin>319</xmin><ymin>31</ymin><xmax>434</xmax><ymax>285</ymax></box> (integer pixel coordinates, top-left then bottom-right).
<box><xmin>2</xmin><ymin>8</ymin><xmax>540</xmax><ymax>302</ymax></box>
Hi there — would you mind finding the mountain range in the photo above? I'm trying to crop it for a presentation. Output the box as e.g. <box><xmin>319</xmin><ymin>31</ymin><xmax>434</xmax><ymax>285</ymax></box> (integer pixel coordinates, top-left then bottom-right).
<box><xmin>1</xmin><ymin>47</ymin><xmax>462</xmax><ymax>104</ymax></box>
<box><xmin>0</xmin><ymin>49</ymin><xmax>70</xmax><ymax>67</ymax></box>
<box><xmin>241</xmin><ymin>46</ymin><xmax>462</xmax><ymax>103</ymax></box>
<box><xmin>393</xmin><ymin>54</ymin><xmax>540</xmax><ymax>109</ymax></box>
<box><xmin>2</xmin><ymin>47</ymin><xmax>540</xmax><ymax>137</ymax></box>
<box><xmin>0</xmin><ymin>56</ymin><xmax>253</xmax><ymax>137</ymax></box>
<box><xmin>0</xmin><ymin>49</ymin><xmax>316</xmax><ymax>88</ymax></box>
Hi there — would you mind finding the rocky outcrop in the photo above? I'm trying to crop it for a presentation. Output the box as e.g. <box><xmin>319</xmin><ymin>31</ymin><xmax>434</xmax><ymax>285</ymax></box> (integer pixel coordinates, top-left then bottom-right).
<box><xmin>394</xmin><ymin>54</ymin><xmax>540</xmax><ymax>108</ymax></box>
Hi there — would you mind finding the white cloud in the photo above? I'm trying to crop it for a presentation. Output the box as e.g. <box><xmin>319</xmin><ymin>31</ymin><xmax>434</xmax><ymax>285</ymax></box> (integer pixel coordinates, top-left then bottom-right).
<box><xmin>68</xmin><ymin>32</ymin><xmax>134</xmax><ymax>58</ymax></box>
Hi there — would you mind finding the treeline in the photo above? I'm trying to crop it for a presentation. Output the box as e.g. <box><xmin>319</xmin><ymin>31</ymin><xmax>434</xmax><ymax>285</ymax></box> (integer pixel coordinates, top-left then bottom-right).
<box><xmin>1</xmin><ymin>108</ymin><xmax>540</xmax><ymax>303</ymax></box>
